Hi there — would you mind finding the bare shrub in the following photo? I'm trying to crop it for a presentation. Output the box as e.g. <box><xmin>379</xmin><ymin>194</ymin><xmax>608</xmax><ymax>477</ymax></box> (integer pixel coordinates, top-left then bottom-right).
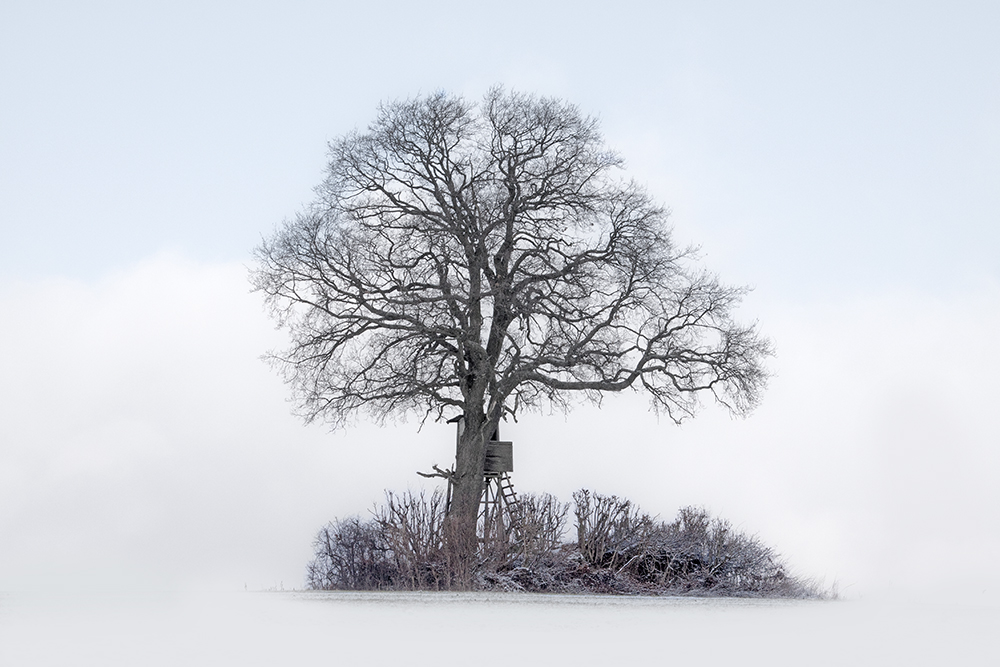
<box><xmin>374</xmin><ymin>489</ymin><xmax>449</xmax><ymax>589</ymax></box>
<box><xmin>306</xmin><ymin>490</ymin><xmax>450</xmax><ymax>590</ymax></box>
<box><xmin>569</xmin><ymin>491</ymin><xmax>817</xmax><ymax>597</ymax></box>
<box><xmin>630</xmin><ymin>506</ymin><xmax>789</xmax><ymax>593</ymax></box>
<box><xmin>573</xmin><ymin>489</ymin><xmax>656</xmax><ymax>569</ymax></box>
<box><xmin>306</xmin><ymin>487</ymin><xmax>820</xmax><ymax>597</ymax></box>
<box><xmin>511</xmin><ymin>493</ymin><xmax>570</xmax><ymax>568</ymax></box>
<box><xmin>305</xmin><ymin>517</ymin><xmax>395</xmax><ymax>590</ymax></box>
<box><xmin>619</xmin><ymin>504</ymin><xmax>811</xmax><ymax>596</ymax></box>
<box><xmin>474</xmin><ymin>491</ymin><xmax>569</xmax><ymax>572</ymax></box>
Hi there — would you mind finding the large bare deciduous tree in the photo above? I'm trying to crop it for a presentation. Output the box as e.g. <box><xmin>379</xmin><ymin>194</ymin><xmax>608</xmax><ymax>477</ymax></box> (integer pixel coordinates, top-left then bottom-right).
<box><xmin>252</xmin><ymin>88</ymin><xmax>771</xmax><ymax>565</ymax></box>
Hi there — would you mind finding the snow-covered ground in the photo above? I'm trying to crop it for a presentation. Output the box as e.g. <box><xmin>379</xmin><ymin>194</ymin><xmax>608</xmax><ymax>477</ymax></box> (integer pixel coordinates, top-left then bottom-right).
<box><xmin>1</xmin><ymin>591</ymin><xmax>995</xmax><ymax>666</ymax></box>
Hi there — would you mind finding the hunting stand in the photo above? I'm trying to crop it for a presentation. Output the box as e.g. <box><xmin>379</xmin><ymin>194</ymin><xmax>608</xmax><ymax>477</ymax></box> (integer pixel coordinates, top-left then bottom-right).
<box><xmin>446</xmin><ymin>415</ymin><xmax>521</xmax><ymax>546</ymax></box>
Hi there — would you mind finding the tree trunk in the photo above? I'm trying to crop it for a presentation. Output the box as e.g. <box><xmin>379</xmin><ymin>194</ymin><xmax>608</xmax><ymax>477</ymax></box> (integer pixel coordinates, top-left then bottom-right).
<box><xmin>445</xmin><ymin>415</ymin><xmax>490</xmax><ymax>586</ymax></box>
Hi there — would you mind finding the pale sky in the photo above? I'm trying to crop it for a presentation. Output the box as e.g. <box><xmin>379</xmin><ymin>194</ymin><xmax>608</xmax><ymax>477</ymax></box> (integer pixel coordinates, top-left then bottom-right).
<box><xmin>1</xmin><ymin>1</ymin><xmax>998</xmax><ymax>597</ymax></box>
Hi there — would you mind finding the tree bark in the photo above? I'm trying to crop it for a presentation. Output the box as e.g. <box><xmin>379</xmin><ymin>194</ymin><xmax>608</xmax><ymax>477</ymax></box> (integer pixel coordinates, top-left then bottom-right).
<box><xmin>444</xmin><ymin>413</ymin><xmax>492</xmax><ymax>581</ymax></box>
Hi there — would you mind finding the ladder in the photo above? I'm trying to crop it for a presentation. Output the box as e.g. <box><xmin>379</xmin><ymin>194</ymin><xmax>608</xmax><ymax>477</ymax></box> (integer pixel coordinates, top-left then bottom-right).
<box><xmin>497</xmin><ymin>472</ymin><xmax>518</xmax><ymax>509</ymax></box>
<box><xmin>479</xmin><ymin>471</ymin><xmax>521</xmax><ymax>544</ymax></box>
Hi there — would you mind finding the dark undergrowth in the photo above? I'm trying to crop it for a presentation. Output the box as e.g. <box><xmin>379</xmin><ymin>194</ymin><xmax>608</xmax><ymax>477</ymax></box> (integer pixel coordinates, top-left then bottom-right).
<box><xmin>306</xmin><ymin>489</ymin><xmax>827</xmax><ymax>598</ymax></box>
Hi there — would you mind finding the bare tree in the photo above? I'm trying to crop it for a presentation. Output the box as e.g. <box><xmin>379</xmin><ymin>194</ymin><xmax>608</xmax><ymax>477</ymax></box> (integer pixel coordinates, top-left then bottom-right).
<box><xmin>252</xmin><ymin>87</ymin><xmax>771</xmax><ymax>566</ymax></box>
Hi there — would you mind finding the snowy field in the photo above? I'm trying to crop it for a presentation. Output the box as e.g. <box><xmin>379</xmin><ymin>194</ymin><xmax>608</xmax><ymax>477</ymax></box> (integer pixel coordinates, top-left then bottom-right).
<box><xmin>1</xmin><ymin>591</ymin><xmax>996</xmax><ymax>666</ymax></box>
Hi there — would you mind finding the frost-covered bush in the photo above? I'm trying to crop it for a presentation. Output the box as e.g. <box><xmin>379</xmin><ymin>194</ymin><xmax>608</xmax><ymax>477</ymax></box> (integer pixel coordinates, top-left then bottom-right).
<box><xmin>573</xmin><ymin>489</ymin><xmax>656</xmax><ymax>569</ymax></box>
<box><xmin>571</xmin><ymin>491</ymin><xmax>810</xmax><ymax>596</ymax></box>
<box><xmin>306</xmin><ymin>488</ymin><xmax>821</xmax><ymax>597</ymax></box>
<box><xmin>510</xmin><ymin>492</ymin><xmax>571</xmax><ymax>568</ymax></box>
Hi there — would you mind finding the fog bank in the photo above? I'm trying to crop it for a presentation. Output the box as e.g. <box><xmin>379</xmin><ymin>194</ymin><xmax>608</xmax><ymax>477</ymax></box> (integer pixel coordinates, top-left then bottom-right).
<box><xmin>1</xmin><ymin>257</ymin><xmax>997</xmax><ymax>598</ymax></box>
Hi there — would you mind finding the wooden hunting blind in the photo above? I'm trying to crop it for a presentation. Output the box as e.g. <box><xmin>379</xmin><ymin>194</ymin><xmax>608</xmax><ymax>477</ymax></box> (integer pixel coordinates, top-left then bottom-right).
<box><xmin>484</xmin><ymin>441</ymin><xmax>513</xmax><ymax>473</ymax></box>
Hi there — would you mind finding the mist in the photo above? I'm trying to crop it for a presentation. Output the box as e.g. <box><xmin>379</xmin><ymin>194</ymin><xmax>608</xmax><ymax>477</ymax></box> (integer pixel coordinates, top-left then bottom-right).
<box><xmin>1</xmin><ymin>255</ymin><xmax>997</xmax><ymax>600</ymax></box>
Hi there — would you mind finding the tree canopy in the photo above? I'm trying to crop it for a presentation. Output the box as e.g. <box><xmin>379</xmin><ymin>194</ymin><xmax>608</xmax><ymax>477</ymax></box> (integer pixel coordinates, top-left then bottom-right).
<box><xmin>252</xmin><ymin>88</ymin><xmax>771</xmax><ymax>436</ymax></box>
